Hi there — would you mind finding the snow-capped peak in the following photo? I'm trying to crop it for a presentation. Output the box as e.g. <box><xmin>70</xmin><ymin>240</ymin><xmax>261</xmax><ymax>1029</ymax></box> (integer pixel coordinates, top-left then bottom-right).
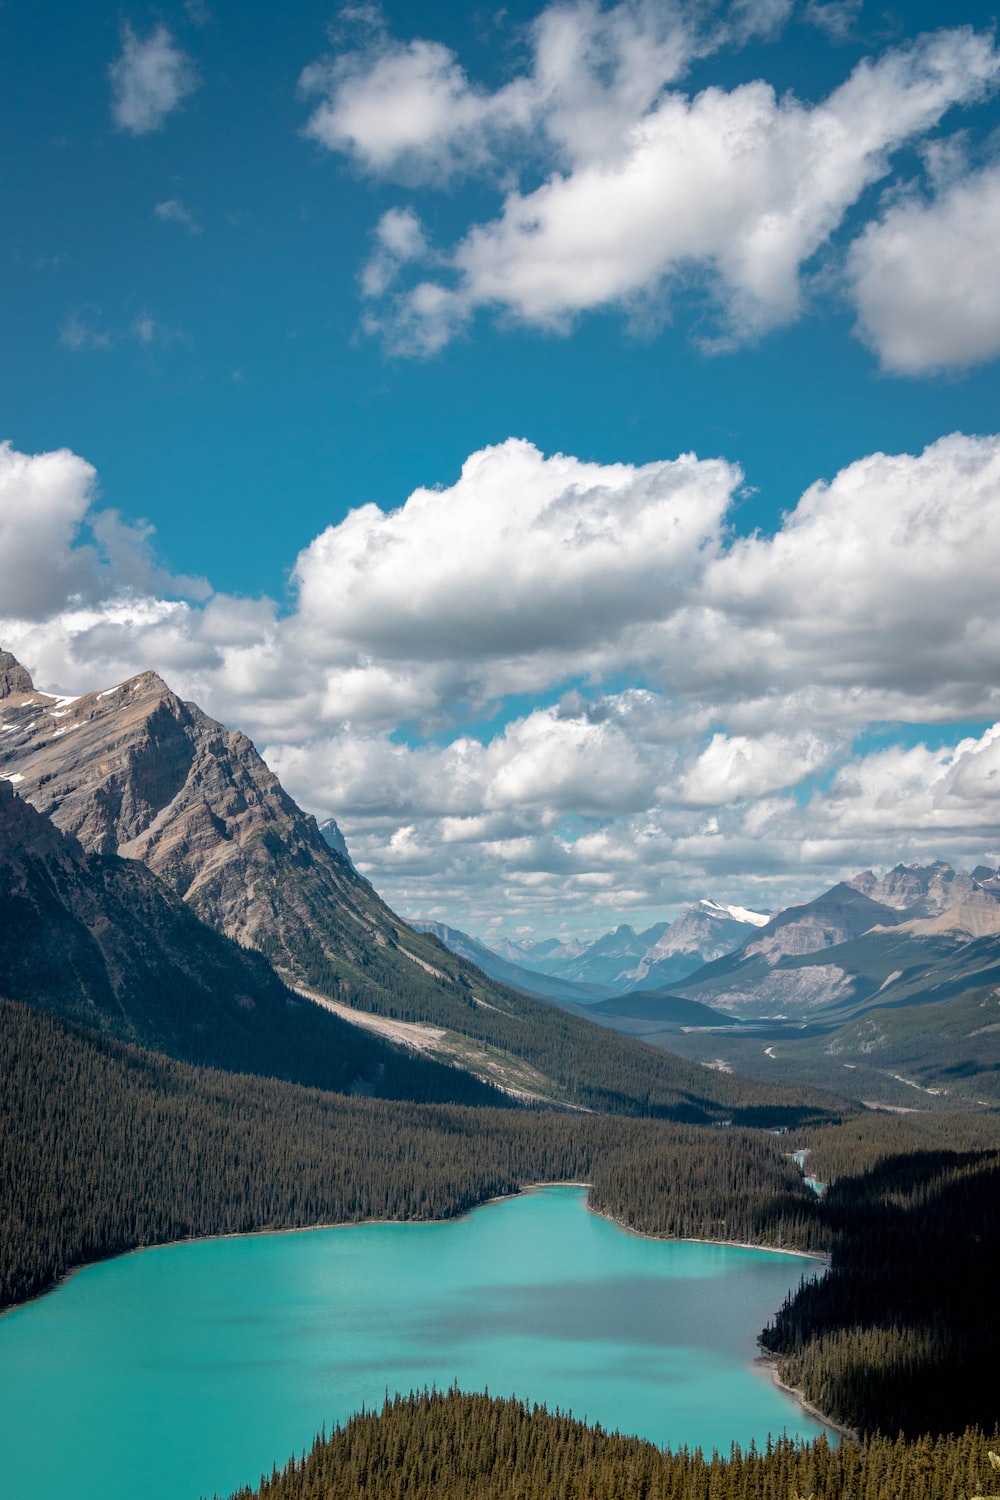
<box><xmin>700</xmin><ymin>898</ymin><xmax>770</xmax><ymax>927</ymax></box>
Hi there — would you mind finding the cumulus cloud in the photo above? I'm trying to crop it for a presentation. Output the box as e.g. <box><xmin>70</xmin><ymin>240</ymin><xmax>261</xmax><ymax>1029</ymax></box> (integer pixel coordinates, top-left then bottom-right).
<box><xmin>0</xmin><ymin>444</ymin><xmax>101</xmax><ymax>618</ymax></box>
<box><xmin>693</xmin><ymin>431</ymin><xmax>1000</xmax><ymax>716</ymax></box>
<box><xmin>5</xmin><ymin>432</ymin><xmax>1000</xmax><ymax>932</ymax></box>
<box><xmin>300</xmin><ymin>0</ymin><xmax>698</xmax><ymax>187</ymax></box>
<box><xmin>360</xmin><ymin>207</ymin><xmax>429</xmax><ymax>299</ymax></box>
<box><xmin>0</xmin><ymin>441</ymin><xmax>207</xmax><ymax>625</ymax></box>
<box><xmin>290</xmin><ymin>439</ymin><xmax>735</xmax><ymax>678</ymax></box>
<box><xmin>109</xmin><ymin>24</ymin><xmax>199</xmax><ymax>136</ymax></box>
<box><xmin>301</xmin><ymin>8</ymin><xmax>1000</xmax><ymax>353</ymax></box>
<box><xmin>817</xmin><ymin>727</ymin><xmax>1000</xmax><ymax>838</ymax></box>
<box><xmin>847</xmin><ymin>159</ymin><xmax>1000</xmax><ymax>373</ymax></box>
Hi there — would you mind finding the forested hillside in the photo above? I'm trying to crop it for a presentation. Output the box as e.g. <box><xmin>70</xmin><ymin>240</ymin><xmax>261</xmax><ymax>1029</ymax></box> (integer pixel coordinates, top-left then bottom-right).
<box><xmin>762</xmin><ymin>1134</ymin><xmax>1000</xmax><ymax>1434</ymax></box>
<box><xmin>0</xmin><ymin>994</ymin><xmax>826</xmax><ymax>1311</ymax></box>
<box><xmin>0</xmin><ymin>780</ymin><xmax>508</xmax><ymax>1109</ymax></box>
<box><xmin>228</xmin><ymin>1389</ymin><xmax>1000</xmax><ymax>1500</ymax></box>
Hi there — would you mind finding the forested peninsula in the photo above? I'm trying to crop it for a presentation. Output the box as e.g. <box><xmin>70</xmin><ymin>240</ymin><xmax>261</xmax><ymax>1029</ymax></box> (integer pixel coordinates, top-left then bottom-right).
<box><xmin>226</xmin><ymin>1389</ymin><xmax>1000</xmax><ymax>1500</ymax></box>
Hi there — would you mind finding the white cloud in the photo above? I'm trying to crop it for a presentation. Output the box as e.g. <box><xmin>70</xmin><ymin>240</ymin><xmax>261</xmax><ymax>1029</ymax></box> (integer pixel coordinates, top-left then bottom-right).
<box><xmin>0</xmin><ymin>444</ymin><xmax>100</xmax><ymax>618</ymax></box>
<box><xmin>59</xmin><ymin>311</ymin><xmax>116</xmax><ymax>352</ymax></box>
<box><xmin>677</xmin><ymin>730</ymin><xmax>835</xmax><ymax>805</ymax></box>
<box><xmin>109</xmin><ymin>24</ymin><xmax>199</xmax><ymax>136</ymax></box>
<box><xmin>302</xmin><ymin>10</ymin><xmax>1000</xmax><ymax>354</ymax></box>
<box><xmin>847</xmin><ymin>159</ymin><xmax>1000</xmax><ymax>374</ymax></box>
<box><xmin>817</xmin><ymin>727</ymin><xmax>1000</xmax><ymax>837</ymax></box>
<box><xmin>0</xmin><ymin>441</ymin><xmax>207</xmax><ymax>625</ymax></box>
<box><xmin>803</xmin><ymin>0</ymin><xmax>862</xmax><ymax>42</ymax></box>
<box><xmin>289</xmin><ymin>439</ymin><xmax>735</xmax><ymax>680</ymax></box>
<box><xmin>412</xmin><ymin>30</ymin><xmax>1000</xmax><ymax>349</ymax></box>
<box><xmin>301</xmin><ymin>36</ymin><xmax>528</xmax><ymax>185</ymax></box>
<box><xmin>59</xmin><ymin>307</ymin><xmax>185</xmax><ymax>354</ymax></box>
<box><xmin>361</xmin><ymin>207</ymin><xmax>428</xmax><ymax>299</ymax></box>
<box><xmin>5</xmin><ymin>432</ymin><xmax>1000</xmax><ymax>932</ymax></box>
<box><xmin>300</xmin><ymin>1</ymin><xmax>698</xmax><ymax>187</ymax></box>
<box><xmin>154</xmin><ymin>199</ymin><xmax>202</xmax><ymax>234</ymax></box>
<box><xmin>695</xmin><ymin>431</ymin><xmax>1000</xmax><ymax>716</ymax></box>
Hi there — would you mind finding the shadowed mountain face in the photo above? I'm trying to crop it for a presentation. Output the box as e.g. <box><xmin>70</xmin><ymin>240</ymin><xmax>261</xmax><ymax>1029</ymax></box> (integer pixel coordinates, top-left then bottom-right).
<box><xmin>0</xmin><ymin>779</ymin><xmax>508</xmax><ymax>1107</ymax></box>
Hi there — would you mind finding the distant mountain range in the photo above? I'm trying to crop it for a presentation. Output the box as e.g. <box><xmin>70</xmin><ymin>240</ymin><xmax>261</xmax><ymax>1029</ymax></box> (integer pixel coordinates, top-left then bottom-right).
<box><xmin>667</xmin><ymin>863</ymin><xmax>1000</xmax><ymax>1020</ymax></box>
<box><xmin>409</xmin><ymin>921</ymin><xmax>610</xmax><ymax>1003</ymax></box>
<box><xmin>416</xmin><ymin>849</ymin><xmax>1000</xmax><ymax>1108</ymax></box>
<box><xmin>442</xmin><ymin>899</ymin><xmax>772</xmax><ymax>997</ymax></box>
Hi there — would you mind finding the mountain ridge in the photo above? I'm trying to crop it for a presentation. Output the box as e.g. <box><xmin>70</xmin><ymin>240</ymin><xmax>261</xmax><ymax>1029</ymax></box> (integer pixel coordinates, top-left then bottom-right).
<box><xmin>0</xmin><ymin>777</ymin><xmax>507</xmax><ymax>1106</ymax></box>
<box><xmin>2</xmin><ymin>650</ymin><xmax>833</xmax><ymax>1123</ymax></box>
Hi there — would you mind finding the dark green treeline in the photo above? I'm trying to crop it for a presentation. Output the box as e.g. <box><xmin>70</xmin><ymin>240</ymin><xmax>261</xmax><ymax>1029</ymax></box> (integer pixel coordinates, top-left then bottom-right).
<box><xmin>227</xmin><ymin>1389</ymin><xmax>1000</xmax><ymax>1500</ymax></box>
<box><xmin>762</xmin><ymin>1135</ymin><xmax>1000</xmax><ymax>1436</ymax></box>
<box><xmin>0</xmin><ymin>994</ymin><xmax>822</xmax><ymax>1312</ymax></box>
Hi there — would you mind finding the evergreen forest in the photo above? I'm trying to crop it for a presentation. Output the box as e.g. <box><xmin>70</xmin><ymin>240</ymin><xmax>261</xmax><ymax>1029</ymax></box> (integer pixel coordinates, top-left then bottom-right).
<box><xmin>4</xmin><ymin>990</ymin><xmax>1000</xmax><ymax>1454</ymax></box>
<box><xmin>226</xmin><ymin>1389</ymin><xmax>1000</xmax><ymax>1500</ymax></box>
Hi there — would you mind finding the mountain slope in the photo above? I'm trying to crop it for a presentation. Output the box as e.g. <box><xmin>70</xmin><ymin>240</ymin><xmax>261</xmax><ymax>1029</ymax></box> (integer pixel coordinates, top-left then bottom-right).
<box><xmin>0</xmin><ymin>779</ymin><xmax>506</xmax><ymax>1106</ymax></box>
<box><xmin>667</xmin><ymin>870</ymin><xmax>1000</xmax><ymax>1018</ymax></box>
<box><xmin>410</xmin><ymin>920</ymin><xmax>608</xmax><ymax>1003</ymax></box>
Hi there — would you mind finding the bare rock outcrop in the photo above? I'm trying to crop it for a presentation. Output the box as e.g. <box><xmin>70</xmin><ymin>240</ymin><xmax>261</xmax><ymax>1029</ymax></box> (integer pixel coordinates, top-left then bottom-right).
<box><xmin>0</xmin><ymin>652</ymin><xmax>460</xmax><ymax>1011</ymax></box>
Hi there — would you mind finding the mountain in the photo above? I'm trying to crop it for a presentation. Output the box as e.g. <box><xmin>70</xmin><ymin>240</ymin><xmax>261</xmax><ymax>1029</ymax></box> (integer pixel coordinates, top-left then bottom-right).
<box><xmin>847</xmin><ymin>861</ymin><xmax>988</xmax><ymax>916</ymax></box>
<box><xmin>667</xmin><ymin>866</ymin><xmax>1000</xmax><ymax>1019</ymax></box>
<box><xmin>489</xmin><ymin>900</ymin><xmax>770</xmax><ymax>994</ymax></box>
<box><xmin>1</xmin><ymin>651</ymin><xmax>829</xmax><ymax>1123</ymax></box>
<box><xmin>0</xmin><ymin>658</ymin><xmax>383</xmax><ymax>966</ymax></box>
<box><xmin>410</xmin><ymin>921</ymin><xmax>607</xmax><ymax>1003</ymax></box>
<box><xmin>319</xmin><ymin>816</ymin><xmax>355</xmax><ymax>867</ymax></box>
<box><xmin>0</xmin><ymin>778</ymin><xmax>504</xmax><ymax>1106</ymax></box>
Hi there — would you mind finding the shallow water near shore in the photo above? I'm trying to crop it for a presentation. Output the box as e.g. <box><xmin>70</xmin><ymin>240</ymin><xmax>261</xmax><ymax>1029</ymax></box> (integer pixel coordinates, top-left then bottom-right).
<box><xmin>0</xmin><ymin>1186</ymin><xmax>828</xmax><ymax>1500</ymax></box>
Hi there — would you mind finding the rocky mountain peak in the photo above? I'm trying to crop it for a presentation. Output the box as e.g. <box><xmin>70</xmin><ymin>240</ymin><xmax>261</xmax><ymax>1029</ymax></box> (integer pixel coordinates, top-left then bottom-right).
<box><xmin>0</xmin><ymin>660</ymin><xmax>420</xmax><ymax>994</ymax></box>
<box><xmin>319</xmin><ymin>816</ymin><xmax>354</xmax><ymax>867</ymax></box>
<box><xmin>847</xmin><ymin>861</ymin><xmax>984</xmax><ymax>918</ymax></box>
<box><xmin>0</xmin><ymin>650</ymin><xmax>35</xmax><ymax>700</ymax></box>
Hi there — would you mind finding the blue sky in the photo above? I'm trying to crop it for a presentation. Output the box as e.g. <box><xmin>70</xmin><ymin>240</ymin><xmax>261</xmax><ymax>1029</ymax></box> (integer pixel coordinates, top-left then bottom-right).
<box><xmin>3</xmin><ymin>0</ymin><xmax>1000</xmax><ymax>939</ymax></box>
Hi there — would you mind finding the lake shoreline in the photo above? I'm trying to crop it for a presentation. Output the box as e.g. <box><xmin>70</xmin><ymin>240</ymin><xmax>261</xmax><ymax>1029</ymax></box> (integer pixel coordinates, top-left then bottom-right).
<box><xmin>760</xmin><ymin>1358</ymin><xmax>858</xmax><ymax>1443</ymax></box>
<box><xmin>1</xmin><ymin>1179</ymin><xmax>843</xmax><ymax>1444</ymax></box>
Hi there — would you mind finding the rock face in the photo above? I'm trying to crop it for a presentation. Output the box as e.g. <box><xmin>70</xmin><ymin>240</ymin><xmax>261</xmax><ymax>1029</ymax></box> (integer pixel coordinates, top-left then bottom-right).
<box><xmin>0</xmin><ymin>778</ymin><xmax>503</xmax><ymax>1106</ymax></box>
<box><xmin>671</xmin><ymin>865</ymin><xmax>1000</xmax><ymax>1018</ymax></box>
<box><xmin>319</xmin><ymin>817</ymin><xmax>354</xmax><ymax>867</ymax></box>
<box><xmin>0</xmin><ymin>658</ymin><xmax>419</xmax><ymax>1000</ymax></box>
<box><xmin>848</xmin><ymin>861</ymin><xmax>982</xmax><ymax>917</ymax></box>
<box><xmin>0</xmin><ymin>650</ymin><xmax>33</xmax><ymax>699</ymax></box>
<box><xmin>736</xmin><ymin>884</ymin><xmax>902</xmax><ymax>963</ymax></box>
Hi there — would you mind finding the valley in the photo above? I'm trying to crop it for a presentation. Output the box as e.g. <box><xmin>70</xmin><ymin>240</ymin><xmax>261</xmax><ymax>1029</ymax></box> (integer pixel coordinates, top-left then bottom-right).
<box><xmin>2</xmin><ymin>647</ymin><xmax>999</xmax><ymax>1498</ymax></box>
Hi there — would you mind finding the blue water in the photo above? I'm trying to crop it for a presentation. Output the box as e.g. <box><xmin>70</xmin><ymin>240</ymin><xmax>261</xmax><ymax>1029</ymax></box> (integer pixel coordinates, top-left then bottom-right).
<box><xmin>0</xmin><ymin>1186</ymin><xmax>828</xmax><ymax>1500</ymax></box>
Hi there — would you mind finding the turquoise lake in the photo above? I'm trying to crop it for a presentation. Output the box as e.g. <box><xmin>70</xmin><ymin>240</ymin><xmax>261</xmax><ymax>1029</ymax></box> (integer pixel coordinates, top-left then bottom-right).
<box><xmin>0</xmin><ymin>1186</ymin><xmax>828</xmax><ymax>1500</ymax></box>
